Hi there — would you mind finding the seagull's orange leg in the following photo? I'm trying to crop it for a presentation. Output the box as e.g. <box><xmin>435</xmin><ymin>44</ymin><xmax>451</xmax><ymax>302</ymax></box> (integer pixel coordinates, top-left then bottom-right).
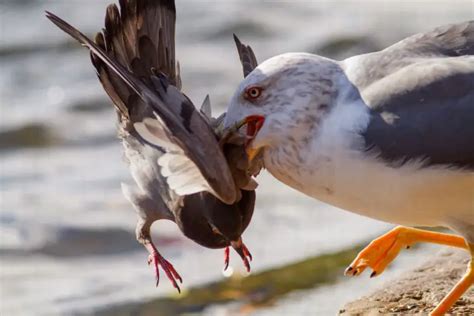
<box><xmin>346</xmin><ymin>226</ymin><xmax>473</xmax><ymax>315</ymax></box>
<box><xmin>345</xmin><ymin>226</ymin><xmax>468</xmax><ymax>277</ymax></box>
<box><xmin>430</xmin><ymin>243</ymin><xmax>473</xmax><ymax>316</ymax></box>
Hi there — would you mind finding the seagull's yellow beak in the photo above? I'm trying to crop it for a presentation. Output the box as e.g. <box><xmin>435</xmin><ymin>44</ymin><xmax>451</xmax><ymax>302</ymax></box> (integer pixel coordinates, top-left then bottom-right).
<box><xmin>245</xmin><ymin>146</ymin><xmax>261</xmax><ymax>163</ymax></box>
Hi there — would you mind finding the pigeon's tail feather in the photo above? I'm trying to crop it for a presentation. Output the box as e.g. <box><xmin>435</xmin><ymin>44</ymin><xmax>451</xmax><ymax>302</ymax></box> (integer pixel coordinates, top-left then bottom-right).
<box><xmin>94</xmin><ymin>0</ymin><xmax>178</xmax><ymax>120</ymax></box>
<box><xmin>47</xmin><ymin>0</ymin><xmax>178</xmax><ymax>130</ymax></box>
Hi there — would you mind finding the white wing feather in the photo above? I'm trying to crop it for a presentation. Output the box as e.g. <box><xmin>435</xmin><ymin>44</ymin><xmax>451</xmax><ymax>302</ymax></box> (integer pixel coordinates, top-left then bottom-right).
<box><xmin>136</xmin><ymin>117</ymin><xmax>216</xmax><ymax>197</ymax></box>
<box><xmin>134</xmin><ymin>118</ymin><xmax>180</xmax><ymax>152</ymax></box>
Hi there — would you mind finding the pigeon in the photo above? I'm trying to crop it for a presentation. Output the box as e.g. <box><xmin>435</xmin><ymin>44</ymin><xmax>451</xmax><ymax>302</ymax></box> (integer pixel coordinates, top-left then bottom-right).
<box><xmin>224</xmin><ymin>20</ymin><xmax>473</xmax><ymax>314</ymax></box>
<box><xmin>46</xmin><ymin>0</ymin><xmax>260</xmax><ymax>293</ymax></box>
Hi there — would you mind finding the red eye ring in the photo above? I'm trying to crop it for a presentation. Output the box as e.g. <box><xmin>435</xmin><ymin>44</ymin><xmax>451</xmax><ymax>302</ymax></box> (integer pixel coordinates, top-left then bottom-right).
<box><xmin>244</xmin><ymin>86</ymin><xmax>263</xmax><ymax>100</ymax></box>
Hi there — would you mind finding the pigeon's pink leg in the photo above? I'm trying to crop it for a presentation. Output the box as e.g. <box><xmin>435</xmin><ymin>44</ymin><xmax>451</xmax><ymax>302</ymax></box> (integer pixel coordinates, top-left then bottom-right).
<box><xmin>239</xmin><ymin>242</ymin><xmax>252</xmax><ymax>272</ymax></box>
<box><xmin>242</xmin><ymin>243</ymin><xmax>253</xmax><ymax>261</ymax></box>
<box><xmin>226</xmin><ymin>239</ymin><xmax>253</xmax><ymax>272</ymax></box>
<box><xmin>223</xmin><ymin>246</ymin><xmax>230</xmax><ymax>270</ymax></box>
<box><xmin>144</xmin><ymin>242</ymin><xmax>183</xmax><ymax>293</ymax></box>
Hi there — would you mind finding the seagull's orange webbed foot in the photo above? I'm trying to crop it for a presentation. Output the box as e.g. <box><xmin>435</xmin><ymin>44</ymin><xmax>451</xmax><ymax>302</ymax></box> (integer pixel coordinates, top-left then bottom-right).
<box><xmin>345</xmin><ymin>226</ymin><xmax>468</xmax><ymax>278</ymax></box>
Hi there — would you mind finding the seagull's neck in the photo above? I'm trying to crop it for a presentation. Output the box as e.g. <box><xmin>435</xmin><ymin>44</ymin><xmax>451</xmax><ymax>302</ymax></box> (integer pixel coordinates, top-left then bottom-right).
<box><xmin>263</xmin><ymin>72</ymin><xmax>371</xmax><ymax>191</ymax></box>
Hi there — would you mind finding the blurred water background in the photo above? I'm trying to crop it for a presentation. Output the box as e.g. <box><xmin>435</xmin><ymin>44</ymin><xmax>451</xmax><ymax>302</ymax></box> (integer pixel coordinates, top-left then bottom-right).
<box><xmin>1</xmin><ymin>0</ymin><xmax>473</xmax><ymax>315</ymax></box>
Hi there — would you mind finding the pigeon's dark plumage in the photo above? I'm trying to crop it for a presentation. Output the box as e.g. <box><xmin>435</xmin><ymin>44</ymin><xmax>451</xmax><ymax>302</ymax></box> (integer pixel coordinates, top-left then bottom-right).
<box><xmin>46</xmin><ymin>0</ymin><xmax>259</xmax><ymax>292</ymax></box>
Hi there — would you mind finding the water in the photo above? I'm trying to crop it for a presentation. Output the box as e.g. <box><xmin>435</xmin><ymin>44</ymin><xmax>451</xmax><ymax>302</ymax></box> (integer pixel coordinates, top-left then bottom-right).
<box><xmin>1</xmin><ymin>0</ymin><xmax>472</xmax><ymax>315</ymax></box>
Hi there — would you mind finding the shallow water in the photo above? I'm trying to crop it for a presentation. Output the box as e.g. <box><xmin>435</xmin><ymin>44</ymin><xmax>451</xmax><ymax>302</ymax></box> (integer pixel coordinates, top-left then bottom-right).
<box><xmin>1</xmin><ymin>0</ymin><xmax>472</xmax><ymax>315</ymax></box>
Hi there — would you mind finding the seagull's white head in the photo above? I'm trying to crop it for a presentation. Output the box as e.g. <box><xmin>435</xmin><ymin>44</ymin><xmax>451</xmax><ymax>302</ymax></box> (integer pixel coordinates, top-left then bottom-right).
<box><xmin>224</xmin><ymin>53</ymin><xmax>342</xmax><ymax>161</ymax></box>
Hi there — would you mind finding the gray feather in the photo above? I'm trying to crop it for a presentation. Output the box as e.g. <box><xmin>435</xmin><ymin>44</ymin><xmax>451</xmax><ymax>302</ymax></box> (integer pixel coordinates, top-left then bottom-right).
<box><xmin>233</xmin><ymin>33</ymin><xmax>258</xmax><ymax>77</ymax></box>
<box><xmin>343</xmin><ymin>21</ymin><xmax>474</xmax><ymax>169</ymax></box>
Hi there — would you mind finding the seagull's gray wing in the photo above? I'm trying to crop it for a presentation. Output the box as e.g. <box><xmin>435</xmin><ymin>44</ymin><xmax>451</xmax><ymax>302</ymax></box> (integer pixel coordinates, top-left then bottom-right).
<box><xmin>343</xmin><ymin>21</ymin><xmax>474</xmax><ymax>169</ymax></box>
<box><xmin>46</xmin><ymin>8</ymin><xmax>238</xmax><ymax>204</ymax></box>
<box><xmin>233</xmin><ymin>34</ymin><xmax>258</xmax><ymax>77</ymax></box>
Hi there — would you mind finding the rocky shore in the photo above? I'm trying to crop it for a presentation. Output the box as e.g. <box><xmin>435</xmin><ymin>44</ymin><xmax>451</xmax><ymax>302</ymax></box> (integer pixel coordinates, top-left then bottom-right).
<box><xmin>340</xmin><ymin>249</ymin><xmax>473</xmax><ymax>315</ymax></box>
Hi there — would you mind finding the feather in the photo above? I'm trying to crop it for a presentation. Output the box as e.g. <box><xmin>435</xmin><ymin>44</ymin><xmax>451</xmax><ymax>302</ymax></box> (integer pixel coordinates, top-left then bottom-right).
<box><xmin>133</xmin><ymin>118</ymin><xmax>180</xmax><ymax>152</ymax></box>
<box><xmin>233</xmin><ymin>34</ymin><xmax>258</xmax><ymax>77</ymax></box>
<box><xmin>46</xmin><ymin>7</ymin><xmax>240</xmax><ymax>204</ymax></box>
<box><xmin>200</xmin><ymin>94</ymin><xmax>212</xmax><ymax>119</ymax></box>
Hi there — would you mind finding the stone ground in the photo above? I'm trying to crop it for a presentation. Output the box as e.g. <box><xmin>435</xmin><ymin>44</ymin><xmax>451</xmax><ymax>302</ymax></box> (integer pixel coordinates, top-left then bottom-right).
<box><xmin>340</xmin><ymin>249</ymin><xmax>473</xmax><ymax>315</ymax></box>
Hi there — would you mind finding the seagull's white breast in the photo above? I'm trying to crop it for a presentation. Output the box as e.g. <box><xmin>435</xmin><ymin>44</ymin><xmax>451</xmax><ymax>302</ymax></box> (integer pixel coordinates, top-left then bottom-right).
<box><xmin>263</xmin><ymin>98</ymin><xmax>474</xmax><ymax>229</ymax></box>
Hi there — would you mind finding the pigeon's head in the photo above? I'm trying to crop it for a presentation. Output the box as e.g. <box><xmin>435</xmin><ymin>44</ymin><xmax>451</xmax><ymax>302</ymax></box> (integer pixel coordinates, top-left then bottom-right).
<box><xmin>225</xmin><ymin>53</ymin><xmax>340</xmax><ymax>162</ymax></box>
<box><xmin>175</xmin><ymin>191</ymin><xmax>255</xmax><ymax>266</ymax></box>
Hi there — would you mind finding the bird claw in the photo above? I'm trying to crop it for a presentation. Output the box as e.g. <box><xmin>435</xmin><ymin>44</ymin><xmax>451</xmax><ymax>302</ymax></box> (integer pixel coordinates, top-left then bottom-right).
<box><xmin>224</xmin><ymin>241</ymin><xmax>253</xmax><ymax>272</ymax></box>
<box><xmin>242</xmin><ymin>243</ymin><xmax>253</xmax><ymax>262</ymax></box>
<box><xmin>345</xmin><ymin>227</ymin><xmax>408</xmax><ymax>278</ymax></box>
<box><xmin>148</xmin><ymin>252</ymin><xmax>183</xmax><ymax>293</ymax></box>
<box><xmin>239</xmin><ymin>243</ymin><xmax>253</xmax><ymax>272</ymax></box>
<box><xmin>223</xmin><ymin>246</ymin><xmax>230</xmax><ymax>271</ymax></box>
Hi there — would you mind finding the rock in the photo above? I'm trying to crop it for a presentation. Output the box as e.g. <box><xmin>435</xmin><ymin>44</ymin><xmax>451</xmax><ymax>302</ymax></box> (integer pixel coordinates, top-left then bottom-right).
<box><xmin>340</xmin><ymin>249</ymin><xmax>473</xmax><ymax>315</ymax></box>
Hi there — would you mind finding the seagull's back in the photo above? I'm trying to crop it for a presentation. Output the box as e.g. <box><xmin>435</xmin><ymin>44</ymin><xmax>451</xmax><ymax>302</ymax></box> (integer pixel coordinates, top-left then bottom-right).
<box><xmin>342</xmin><ymin>21</ymin><xmax>474</xmax><ymax>169</ymax></box>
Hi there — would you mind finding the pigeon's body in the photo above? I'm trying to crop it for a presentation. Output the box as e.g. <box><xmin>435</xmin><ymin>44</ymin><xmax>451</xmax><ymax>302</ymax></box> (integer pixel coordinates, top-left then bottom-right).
<box><xmin>47</xmin><ymin>0</ymin><xmax>259</xmax><ymax>291</ymax></box>
<box><xmin>224</xmin><ymin>21</ymin><xmax>474</xmax><ymax>314</ymax></box>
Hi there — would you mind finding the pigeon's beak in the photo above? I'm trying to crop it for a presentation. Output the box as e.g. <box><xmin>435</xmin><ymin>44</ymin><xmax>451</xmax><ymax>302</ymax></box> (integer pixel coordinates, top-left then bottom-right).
<box><xmin>231</xmin><ymin>237</ymin><xmax>253</xmax><ymax>272</ymax></box>
<box><xmin>237</xmin><ymin>115</ymin><xmax>265</xmax><ymax>162</ymax></box>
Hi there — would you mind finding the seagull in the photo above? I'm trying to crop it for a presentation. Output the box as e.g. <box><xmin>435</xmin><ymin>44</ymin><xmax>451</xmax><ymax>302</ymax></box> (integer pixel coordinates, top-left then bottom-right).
<box><xmin>46</xmin><ymin>0</ymin><xmax>260</xmax><ymax>293</ymax></box>
<box><xmin>224</xmin><ymin>21</ymin><xmax>474</xmax><ymax>315</ymax></box>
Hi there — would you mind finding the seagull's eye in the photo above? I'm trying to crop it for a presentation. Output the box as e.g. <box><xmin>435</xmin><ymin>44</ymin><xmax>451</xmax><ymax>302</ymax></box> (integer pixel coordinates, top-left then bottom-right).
<box><xmin>244</xmin><ymin>86</ymin><xmax>263</xmax><ymax>100</ymax></box>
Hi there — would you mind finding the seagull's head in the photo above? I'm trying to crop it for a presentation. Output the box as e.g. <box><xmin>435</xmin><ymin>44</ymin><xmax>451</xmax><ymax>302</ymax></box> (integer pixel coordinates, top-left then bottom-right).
<box><xmin>225</xmin><ymin>53</ymin><xmax>341</xmax><ymax>162</ymax></box>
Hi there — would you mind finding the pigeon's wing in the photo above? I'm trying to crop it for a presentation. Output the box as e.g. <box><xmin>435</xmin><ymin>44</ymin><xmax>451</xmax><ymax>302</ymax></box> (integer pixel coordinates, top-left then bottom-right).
<box><xmin>233</xmin><ymin>34</ymin><xmax>258</xmax><ymax>77</ymax></box>
<box><xmin>343</xmin><ymin>21</ymin><xmax>474</xmax><ymax>169</ymax></box>
<box><xmin>46</xmin><ymin>9</ymin><xmax>239</xmax><ymax>204</ymax></box>
<box><xmin>89</xmin><ymin>0</ymin><xmax>178</xmax><ymax>127</ymax></box>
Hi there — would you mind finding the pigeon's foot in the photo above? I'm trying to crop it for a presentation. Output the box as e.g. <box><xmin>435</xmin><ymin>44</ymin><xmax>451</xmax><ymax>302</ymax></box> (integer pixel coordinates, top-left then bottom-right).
<box><xmin>345</xmin><ymin>226</ymin><xmax>468</xmax><ymax>278</ymax></box>
<box><xmin>223</xmin><ymin>246</ymin><xmax>230</xmax><ymax>271</ymax></box>
<box><xmin>242</xmin><ymin>243</ymin><xmax>253</xmax><ymax>261</ymax></box>
<box><xmin>145</xmin><ymin>243</ymin><xmax>183</xmax><ymax>293</ymax></box>
<box><xmin>224</xmin><ymin>244</ymin><xmax>252</xmax><ymax>272</ymax></box>
<box><xmin>224</xmin><ymin>239</ymin><xmax>253</xmax><ymax>272</ymax></box>
<box><xmin>223</xmin><ymin>244</ymin><xmax>253</xmax><ymax>271</ymax></box>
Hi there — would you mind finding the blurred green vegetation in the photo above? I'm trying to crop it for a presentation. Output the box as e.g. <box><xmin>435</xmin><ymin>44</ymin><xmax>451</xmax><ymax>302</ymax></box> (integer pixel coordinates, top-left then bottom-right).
<box><xmin>99</xmin><ymin>244</ymin><xmax>365</xmax><ymax>316</ymax></box>
<box><xmin>0</xmin><ymin>123</ymin><xmax>57</xmax><ymax>150</ymax></box>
